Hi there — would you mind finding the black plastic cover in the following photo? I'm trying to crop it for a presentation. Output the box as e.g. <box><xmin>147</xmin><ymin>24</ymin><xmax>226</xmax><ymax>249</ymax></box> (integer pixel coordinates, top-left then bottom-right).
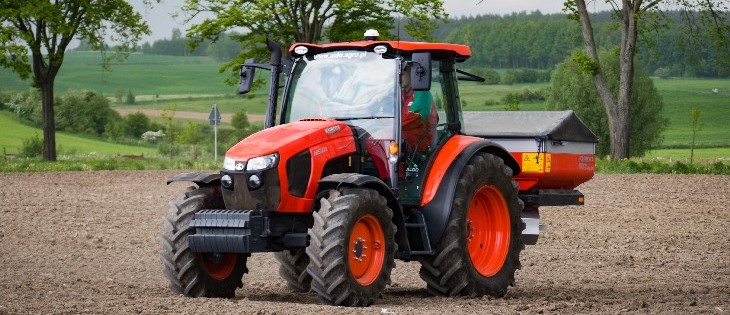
<box><xmin>462</xmin><ymin>110</ymin><xmax>599</xmax><ymax>143</ymax></box>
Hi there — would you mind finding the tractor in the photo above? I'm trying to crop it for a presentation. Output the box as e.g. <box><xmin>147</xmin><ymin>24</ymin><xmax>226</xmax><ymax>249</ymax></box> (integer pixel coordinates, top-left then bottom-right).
<box><xmin>161</xmin><ymin>31</ymin><xmax>597</xmax><ymax>306</ymax></box>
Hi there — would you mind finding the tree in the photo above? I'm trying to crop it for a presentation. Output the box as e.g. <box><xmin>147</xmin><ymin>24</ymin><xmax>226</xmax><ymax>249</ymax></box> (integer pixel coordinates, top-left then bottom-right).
<box><xmin>126</xmin><ymin>89</ymin><xmax>136</xmax><ymax>104</ymax></box>
<box><xmin>562</xmin><ymin>0</ymin><xmax>727</xmax><ymax>159</ymax></box>
<box><xmin>548</xmin><ymin>50</ymin><xmax>667</xmax><ymax>157</ymax></box>
<box><xmin>181</xmin><ymin>0</ymin><xmax>447</xmax><ymax>79</ymax></box>
<box><xmin>180</xmin><ymin>121</ymin><xmax>209</xmax><ymax>159</ymax></box>
<box><xmin>231</xmin><ymin>110</ymin><xmax>250</xmax><ymax>131</ymax></box>
<box><xmin>122</xmin><ymin>112</ymin><xmax>154</xmax><ymax>139</ymax></box>
<box><xmin>159</xmin><ymin>105</ymin><xmax>180</xmax><ymax>160</ymax></box>
<box><xmin>0</xmin><ymin>1</ymin><xmax>150</xmax><ymax>160</ymax></box>
<box><xmin>55</xmin><ymin>90</ymin><xmax>117</xmax><ymax>136</ymax></box>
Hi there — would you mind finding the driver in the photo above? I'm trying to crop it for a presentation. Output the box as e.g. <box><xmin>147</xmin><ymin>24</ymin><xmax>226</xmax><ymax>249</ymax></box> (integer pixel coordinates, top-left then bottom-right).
<box><xmin>401</xmin><ymin>63</ymin><xmax>438</xmax><ymax>152</ymax></box>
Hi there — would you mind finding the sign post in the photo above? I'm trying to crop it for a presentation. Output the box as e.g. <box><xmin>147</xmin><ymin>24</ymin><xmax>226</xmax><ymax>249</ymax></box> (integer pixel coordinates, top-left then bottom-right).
<box><xmin>209</xmin><ymin>104</ymin><xmax>222</xmax><ymax>161</ymax></box>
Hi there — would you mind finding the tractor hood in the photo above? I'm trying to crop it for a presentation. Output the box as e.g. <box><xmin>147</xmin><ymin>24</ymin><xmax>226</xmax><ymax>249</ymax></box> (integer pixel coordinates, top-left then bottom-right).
<box><xmin>225</xmin><ymin>119</ymin><xmax>354</xmax><ymax>163</ymax></box>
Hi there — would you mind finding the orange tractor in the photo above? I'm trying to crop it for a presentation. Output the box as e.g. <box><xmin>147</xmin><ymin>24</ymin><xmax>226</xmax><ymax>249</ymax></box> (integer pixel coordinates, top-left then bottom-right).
<box><xmin>161</xmin><ymin>34</ymin><xmax>597</xmax><ymax>306</ymax></box>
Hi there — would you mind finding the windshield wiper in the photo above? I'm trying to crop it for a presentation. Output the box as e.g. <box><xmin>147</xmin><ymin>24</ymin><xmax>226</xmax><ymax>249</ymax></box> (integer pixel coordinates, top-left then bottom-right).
<box><xmin>331</xmin><ymin>116</ymin><xmax>394</xmax><ymax>121</ymax></box>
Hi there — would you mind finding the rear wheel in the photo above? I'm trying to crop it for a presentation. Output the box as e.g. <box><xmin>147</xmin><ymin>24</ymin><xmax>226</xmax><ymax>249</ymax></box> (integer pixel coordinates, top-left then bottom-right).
<box><xmin>160</xmin><ymin>186</ymin><xmax>248</xmax><ymax>298</ymax></box>
<box><xmin>306</xmin><ymin>187</ymin><xmax>396</xmax><ymax>306</ymax></box>
<box><xmin>418</xmin><ymin>153</ymin><xmax>524</xmax><ymax>297</ymax></box>
<box><xmin>275</xmin><ymin>249</ymin><xmax>312</xmax><ymax>292</ymax></box>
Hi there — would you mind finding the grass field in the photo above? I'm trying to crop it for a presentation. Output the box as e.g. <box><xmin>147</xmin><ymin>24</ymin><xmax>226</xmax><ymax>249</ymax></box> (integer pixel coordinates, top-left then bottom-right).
<box><xmin>2</xmin><ymin>51</ymin><xmax>728</xmax><ymax>159</ymax></box>
<box><xmin>0</xmin><ymin>111</ymin><xmax>156</xmax><ymax>157</ymax></box>
<box><xmin>0</xmin><ymin>52</ymin><xmax>234</xmax><ymax>95</ymax></box>
<box><xmin>651</xmin><ymin>78</ymin><xmax>729</xmax><ymax>148</ymax></box>
<box><xmin>644</xmin><ymin>147</ymin><xmax>730</xmax><ymax>160</ymax></box>
<box><xmin>456</xmin><ymin>78</ymin><xmax>729</xmax><ymax>150</ymax></box>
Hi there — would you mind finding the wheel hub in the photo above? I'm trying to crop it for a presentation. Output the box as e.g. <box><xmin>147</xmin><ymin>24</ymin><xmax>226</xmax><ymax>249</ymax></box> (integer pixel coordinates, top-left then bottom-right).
<box><xmin>206</xmin><ymin>252</ymin><xmax>225</xmax><ymax>264</ymax></box>
<box><xmin>200</xmin><ymin>252</ymin><xmax>237</xmax><ymax>281</ymax></box>
<box><xmin>348</xmin><ymin>214</ymin><xmax>386</xmax><ymax>286</ymax></box>
<box><xmin>352</xmin><ymin>237</ymin><xmax>368</xmax><ymax>262</ymax></box>
<box><xmin>466</xmin><ymin>185</ymin><xmax>511</xmax><ymax>277</ymax></box>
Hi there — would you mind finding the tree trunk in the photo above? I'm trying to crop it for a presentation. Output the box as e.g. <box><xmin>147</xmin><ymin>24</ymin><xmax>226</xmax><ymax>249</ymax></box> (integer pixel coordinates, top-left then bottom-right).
<box><xmin>40</xmin><ymin>81</ymin><xmax>57</xmax><ymax>161</ymax></box>
<box><xmin>575</xmin><ymin>0</ymin><xmax>635</xmax><ymax>159</ymax></box>
<box><xmin>612</xmin><ymin>3</ymin><xmax>639</xmax><ymax>159</ymax></box>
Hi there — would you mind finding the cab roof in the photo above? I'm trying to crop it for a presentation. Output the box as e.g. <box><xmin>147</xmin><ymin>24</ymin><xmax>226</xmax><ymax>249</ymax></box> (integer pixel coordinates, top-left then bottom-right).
<box><xmin>288</xmin><ymin>40</ymin><xmax>471</xmax><ymax>62</ymax></box>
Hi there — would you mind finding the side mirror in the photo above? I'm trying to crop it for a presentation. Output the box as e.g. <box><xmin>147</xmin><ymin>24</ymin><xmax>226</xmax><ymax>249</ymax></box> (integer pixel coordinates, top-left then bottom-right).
<box><xmin>238</xmin><ymin>58</ymin><xmax>256</xmax><ymax>94</ymax></box>
<box><xmin>410</xmin><ymin>52</ymin><xmax>431</xmax><ymax>91</ymax></box>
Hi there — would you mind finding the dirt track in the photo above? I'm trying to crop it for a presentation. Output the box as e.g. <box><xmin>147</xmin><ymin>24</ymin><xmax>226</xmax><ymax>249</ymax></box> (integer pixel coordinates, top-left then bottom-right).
<box><xmin>0</xmin><ymin>172</ymin><xmax>728</xmax><ymax>314</ymax></box>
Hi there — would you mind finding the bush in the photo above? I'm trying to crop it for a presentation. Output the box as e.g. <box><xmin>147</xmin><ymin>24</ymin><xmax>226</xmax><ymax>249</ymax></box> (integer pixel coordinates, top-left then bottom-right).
<box><xmin>654</xmin><ymin>67</ymin><xmax>671</xmax><ymax>79</ymax></box>
<box><xmin>596</xmin><ymin>159</ymin><xmax>730</xmax><ymax>175</ymax></box>
<box><xmin>536</xmin><ymin>69</ymin><xmax>552</xmax><ymax>82</ymax></box>
<box><xmin>501</xmin><ymin>92</ymin><xmax>522</xmax><ymax>105</ymax></box>
<box><xmin>142</xmin><ymin>130</ymin><xmax>165</xmax><ymax>143</ymax></box>
<box><xmin>20</xmin><ymin>133</ymin><xmax>43</xmax><ymax>158</ymax></box>
<box><xmin>231</xmin><ymin>110</ymin><xmax>250</xmax><ymax>130</ymax></box>
<box><xmin>483</xmin><ymin>99</ymin><xmax>498</xmax><ymax>106</ymax></box>
<box><xmin>115</xmin><ymin>89</ymin><xmax>124</xmax><ymax>103</ymax></box>
<box><xmin>514</xmin><ymin>68</ymin><xmax>538</xmax><ymax>83</ymax></box>
<box><xmin>519</xmin><ymin>88</ymin><xmax>547</xmax><ymax>102</ymax></box>
<box><xmin>158</xmin><ymin>140</ymin><xmax>182</xmax><ymax>158</ymax></box>
<box><xmin>0</xmin><ymin>91</ymin><xmax>12</xmax><ymax>110</ymax></box>
<box><xmin>126</xmin><ymin>89</ymin><xmax>136</xmax><ymax>104</ymax></box>
<box><xmin>501</xmin><ymin>71</ymin><xmax>516</xmax><ymax>85</ymax></box>
<box><xmin>7</xmin><ymin>90</ymin><xmax>43</xmax><ymax>126</ymax></box>
<box><xmin>471</xmin><ymin>67</ymin><xmax>501</xmax><ymax>85</ymax></box>
<box><xmin>56</xmin><ymin>90</ymin><xmax>119</xmax><ymax>136</ymax></box>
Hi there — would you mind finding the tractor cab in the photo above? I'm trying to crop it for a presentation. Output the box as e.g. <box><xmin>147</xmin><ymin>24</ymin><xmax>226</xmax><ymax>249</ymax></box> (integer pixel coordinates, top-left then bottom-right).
<box><xmin>240</xmin><ymin>40</ymin><xmax>473</xmax><ymax>207</ymax></box>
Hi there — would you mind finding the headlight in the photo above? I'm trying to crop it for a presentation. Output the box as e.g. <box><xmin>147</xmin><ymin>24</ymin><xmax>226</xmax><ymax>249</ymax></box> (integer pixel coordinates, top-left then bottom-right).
<box><xmin>246</xmin><ymin>153</ymin><xmax>279</xmax><ymax>171</ymax></box>
<box><xmin>223</xmin><ymin>156</ymin><xmax>245</xmax><ymax>171</ymax></box>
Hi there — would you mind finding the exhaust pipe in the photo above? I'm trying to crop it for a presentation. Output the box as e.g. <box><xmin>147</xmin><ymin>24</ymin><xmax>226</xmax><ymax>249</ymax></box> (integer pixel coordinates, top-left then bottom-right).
<box><xmin>264</xmin><ymin>39</ymin><xmax>282</xmax><ymax>129</ymax></box>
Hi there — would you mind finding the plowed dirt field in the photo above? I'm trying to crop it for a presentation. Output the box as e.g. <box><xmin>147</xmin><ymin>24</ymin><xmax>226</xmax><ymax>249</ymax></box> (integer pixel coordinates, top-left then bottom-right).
<box><xmin>0</xmin><ymin>171</ymin><xmax>728</xmax><ymax>314</ymax></box>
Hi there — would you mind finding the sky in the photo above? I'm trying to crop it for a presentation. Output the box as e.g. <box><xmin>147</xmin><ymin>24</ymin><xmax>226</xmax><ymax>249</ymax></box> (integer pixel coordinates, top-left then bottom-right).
<box><xmin>131</xmin><ymin>0</ymin><xmax>613</xmax><ymax>42</ymax></box>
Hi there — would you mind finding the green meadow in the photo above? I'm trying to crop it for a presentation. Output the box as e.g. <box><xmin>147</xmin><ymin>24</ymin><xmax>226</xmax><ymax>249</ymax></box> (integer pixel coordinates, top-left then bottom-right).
<box><xmin>456</xmin><ymin>78</ymin><xmax>729</xmax><ymax>151</ymax></box>
<box><xmin>1</xmin><ymin>51</ymin><xmax>728</xmax><ymax>161</ymax></box>
<box><xmin>0</xmin><ymin>111</ymin><xmax>156</xmax><ymax>157</ymax></box>
<box><xmin>0</xmin><ymin>52</ymin><xmax>234</xmax><ymax>95</ymax></box>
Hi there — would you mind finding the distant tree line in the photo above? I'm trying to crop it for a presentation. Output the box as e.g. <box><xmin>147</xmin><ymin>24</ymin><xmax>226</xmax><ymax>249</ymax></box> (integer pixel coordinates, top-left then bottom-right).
<box><xmin>441</xmin><ymin>11</ymin><xmax>727</xmax><ymax>77</ymax></box>
<box><xmin>74</xmin><ymin>28</ymin><xmax>242</xmax><ymax>62</ymax></box>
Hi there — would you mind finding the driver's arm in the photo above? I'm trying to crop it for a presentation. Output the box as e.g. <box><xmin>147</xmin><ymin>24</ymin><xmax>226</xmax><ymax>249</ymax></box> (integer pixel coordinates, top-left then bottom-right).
<box><xmin>409</xmin><ymin>91</ymin><xmax>432</xmax><ymax>123</ymax></box>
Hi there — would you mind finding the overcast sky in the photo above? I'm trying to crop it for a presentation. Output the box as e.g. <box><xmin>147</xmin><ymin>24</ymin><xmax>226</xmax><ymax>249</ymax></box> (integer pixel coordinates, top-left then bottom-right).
<box><xmin>131</xmin><ymin>0</ymin><xmax>612</xmax><ymax>42</ymax></box>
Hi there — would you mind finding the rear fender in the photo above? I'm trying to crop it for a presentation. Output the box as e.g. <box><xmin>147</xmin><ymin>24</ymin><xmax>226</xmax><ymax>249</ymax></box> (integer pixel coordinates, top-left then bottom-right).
<box><xmin>317</xmin><ymin>173</ymin><xmax>409</xmax><ymax>255</ymax></box>
<box><xmin>166</xmin><ymin>171</ymin><xmax>221</xmax><ymax>187</ymax></box>
<box><xmin>419</xmin><ymin>135</ymin><xmax>520</xmax><ymax>248</ymax></box>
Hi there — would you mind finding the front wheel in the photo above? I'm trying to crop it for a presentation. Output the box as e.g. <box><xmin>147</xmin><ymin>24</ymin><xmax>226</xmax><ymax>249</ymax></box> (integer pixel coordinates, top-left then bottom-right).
<box><xmin>306</xmin><ymin>187</ymin><xmax>396</xmax><ymax>306</ymax></box>
<box><xmin>418</xmin><ymin>153</ymin><xmax>524</xmax><ymax>297</ymax></box>
<box><xmin>160</xmin><ymin>186</ymin><xmax>248</xmax><ymax>298</ymax></box>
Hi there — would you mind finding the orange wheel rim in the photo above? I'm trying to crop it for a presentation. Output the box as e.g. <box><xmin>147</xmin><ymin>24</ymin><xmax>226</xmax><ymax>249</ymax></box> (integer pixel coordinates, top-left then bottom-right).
<box><xmin>466</xmin><ymin>185</ymin><xmax>511</xmax><ymax>277</ymax></box>
<box><xmin>200</xmin><ymin>253</ymin><xmax>237</xmax><ymax>281</ymax></box>
<box><xmin>348</xmin><ymin>214</ymin><xmax>385</xmax><ymax>286</ymax></box>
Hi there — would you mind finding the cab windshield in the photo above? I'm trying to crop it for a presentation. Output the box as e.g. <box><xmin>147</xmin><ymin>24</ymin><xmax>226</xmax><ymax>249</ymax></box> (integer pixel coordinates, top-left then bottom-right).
<box><xmin>283</xmin><ymin>51</ymin><xmax>397</xmax><ymax>140</ymax></box>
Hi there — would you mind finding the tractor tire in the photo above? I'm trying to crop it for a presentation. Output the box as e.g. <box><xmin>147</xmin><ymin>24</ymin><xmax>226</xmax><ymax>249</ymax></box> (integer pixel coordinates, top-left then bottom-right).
<box><xmin>418</xmin><ymin>153</ymin><xmax>524</xmax><ymax>297</ymax></box>
<box><xmin>160</xmin><ymin>185</ymin><xmax>248</xmax><ymax>298</ymax></box>
<box><xmin>306</xmin><ymin>187</ymin><xmax>396</xmax><ymax>306</ymax></box>
<box><xmin>274</xmin><ymin>249</ymin><xmax>312</xmax><ymax>292</ymax></box>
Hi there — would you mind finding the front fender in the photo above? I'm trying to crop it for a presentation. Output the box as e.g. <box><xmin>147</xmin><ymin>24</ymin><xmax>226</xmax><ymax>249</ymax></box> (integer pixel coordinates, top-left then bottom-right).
<box><xmin>166</xmin><ymin>171</ymin><xmax>221</xmax><ymax>186</ymax></box>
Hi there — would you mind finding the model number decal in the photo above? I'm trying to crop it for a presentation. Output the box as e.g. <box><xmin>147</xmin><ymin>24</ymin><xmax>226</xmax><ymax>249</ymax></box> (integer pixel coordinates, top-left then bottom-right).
<box><xmin>324</xmin><ymin>125</ymin><xmax>341</xmax><ymax>135</ymax></box>
<box><xmin>313</xmin><ymin>147</ymin><xmax>328</xmax><ymax>157</ymax></box>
